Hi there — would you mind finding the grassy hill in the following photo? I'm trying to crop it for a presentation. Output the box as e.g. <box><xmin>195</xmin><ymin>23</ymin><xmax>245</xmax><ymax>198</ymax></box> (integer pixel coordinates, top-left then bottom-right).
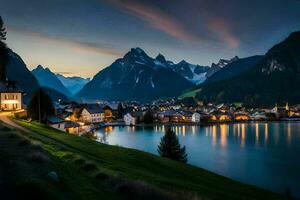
<box><xmin>1</xmin><ymin>119</ymin><xmax>284</xmax><ymax>200</ymax></box>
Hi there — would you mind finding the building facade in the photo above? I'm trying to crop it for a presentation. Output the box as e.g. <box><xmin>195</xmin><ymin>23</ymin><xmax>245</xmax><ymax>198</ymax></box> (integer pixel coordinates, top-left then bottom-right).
<box><xmin>0</xmin><ymin>81</ymin><xmax>23</xmax><ymax>111</ymax></box>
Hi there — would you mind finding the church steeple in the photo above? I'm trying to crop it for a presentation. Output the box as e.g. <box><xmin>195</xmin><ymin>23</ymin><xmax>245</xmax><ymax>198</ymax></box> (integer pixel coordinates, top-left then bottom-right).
<box><xmin>285</xmin><ymin>102</ymin><xmax>289</xmax><ymax>111</ymax></box>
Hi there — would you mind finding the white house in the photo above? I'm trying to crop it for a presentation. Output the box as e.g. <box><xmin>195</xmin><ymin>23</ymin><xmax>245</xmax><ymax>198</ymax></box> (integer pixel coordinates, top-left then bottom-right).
<box><xmin>124</xmin><ymin>113</ymin><xmax>136</xmax><ymax>125</ymax></box>
<box><xmin>47</xmin><ymin>115</ymin><xmax>66</xmax><ymax>132</ymax></box>
<box><xmin>47</xmin><ymin>115</ymin><xmax>80</xmax><ymax>134</ymax></box>
<box><xmin>0</xmin><ymin>81</ymin><xmax>23</xmax><ymax>111</ymax></box>
<box><xmin>191</xmin><ymin>112</ymin><xmax>201</xmax><ymax>123</ymax></box>
<box><xmin>80</xmin><ymin>104</ymin><xmax>105</xmax><ymax>124</ymax></box>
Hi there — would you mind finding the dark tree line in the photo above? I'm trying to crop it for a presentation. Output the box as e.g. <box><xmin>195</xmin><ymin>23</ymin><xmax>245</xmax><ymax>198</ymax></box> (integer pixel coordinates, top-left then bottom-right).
<box><xmin>0</xmin><ymin>16</ymin><xmax>9</xmax><ymax>81</ymax></box>
<box><xmin>27</xmin><ymin>89</ymin><xmax>55</xmax><ymax>123</ymax></box>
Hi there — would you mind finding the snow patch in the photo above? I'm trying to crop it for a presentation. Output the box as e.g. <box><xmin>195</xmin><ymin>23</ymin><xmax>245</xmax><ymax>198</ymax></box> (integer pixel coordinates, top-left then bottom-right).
<box><xmin>150</xmin><ymin>77</ymin><xmax>155</xmax><ymax>88</ymax></box>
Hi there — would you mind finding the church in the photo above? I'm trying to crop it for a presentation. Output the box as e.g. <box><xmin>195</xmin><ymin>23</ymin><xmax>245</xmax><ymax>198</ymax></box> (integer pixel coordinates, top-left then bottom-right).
<box><xmin>0</xmin><ymin>80</ymin><xmax>23</xmax><ymax>111</ymax></box>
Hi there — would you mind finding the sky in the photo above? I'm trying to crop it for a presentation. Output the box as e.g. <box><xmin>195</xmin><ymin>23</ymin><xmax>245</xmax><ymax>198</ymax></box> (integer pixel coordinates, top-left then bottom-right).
<box><xmin>1</xmin><ymin>0</ymin><xmax>300</xmax><ymax>78</ymax></box>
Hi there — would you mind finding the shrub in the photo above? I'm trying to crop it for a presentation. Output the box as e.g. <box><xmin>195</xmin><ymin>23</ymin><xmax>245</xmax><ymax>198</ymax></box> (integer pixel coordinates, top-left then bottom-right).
<box><xmin>28</xmin><ymin>151</ymin><xmax>49</xmax><ymax>163</ymax></box>
<box><xmin>94</xmin><ymin>171</ymin><xmax>110</xmax><ymax>181</ymax></box>
<box><xmin>73</xmin><ymin>157</ymin><xmax>86</xmax><ymax>165</ymax></box>
<box><xmin>18</xmin><ymin>138</ymin><xmax>31</xmax><ymax>146</ymax></box>
<box><xmin>81</xmin><ymin>162</ymin><xmax>98</xmax><ymax>172</ymax></box>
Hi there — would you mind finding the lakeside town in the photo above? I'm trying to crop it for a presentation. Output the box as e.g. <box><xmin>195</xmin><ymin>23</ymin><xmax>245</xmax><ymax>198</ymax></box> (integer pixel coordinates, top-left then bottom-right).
<box><xmin>4</xmin><ymin>80</ymin><xmax>300</xmax><ymax>136</ymax></box>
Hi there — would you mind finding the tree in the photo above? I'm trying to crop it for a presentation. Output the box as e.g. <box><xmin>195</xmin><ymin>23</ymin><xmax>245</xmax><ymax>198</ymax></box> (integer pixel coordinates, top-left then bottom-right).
<box><xmin>144</xmin><ymin>109</ymin><xmax>154</xmax><ymax>124</ymax></box>
<box><xmin>0</xmin><ymin>16</ymin><xmax>9</xmax><ymax>81</ymax></box>
<box><xmin>27</xmin><ymin>88</ymin><xmax>55</xmax><ymax>123</ymax></box>
<box><xmin>117</xmin><ymin>102</ymin><xmax>124</xmax><ymax>119</ymax></box>
<box><xmin>158</xmin><ymin>128</ymin><xmax>187</xmax><ymax>163</ymax></box>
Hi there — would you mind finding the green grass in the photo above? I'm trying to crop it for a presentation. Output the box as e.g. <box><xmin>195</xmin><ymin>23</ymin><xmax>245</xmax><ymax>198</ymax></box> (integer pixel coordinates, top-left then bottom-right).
<box><xmin>13</xmin><ymin>119</ymin><xmax>284</xmax><ymax>200</ymax></box>
<box><xmin>179</xmin><ymin>88</ymin><xmax>202</xmax><ymax>99</ymax></box>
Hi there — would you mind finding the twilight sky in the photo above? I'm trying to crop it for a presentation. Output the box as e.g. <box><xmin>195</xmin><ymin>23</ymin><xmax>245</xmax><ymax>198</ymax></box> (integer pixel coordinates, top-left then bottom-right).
<box><xmin>1</xmin><ymin>0</ymin><xmax>300</xmax><ymax>78</ymax></box>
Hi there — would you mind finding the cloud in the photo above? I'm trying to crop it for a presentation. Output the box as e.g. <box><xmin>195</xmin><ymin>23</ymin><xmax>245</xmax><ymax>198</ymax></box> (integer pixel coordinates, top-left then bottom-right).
<box><xmin>110</xmin><ymin>0</ymin><xmax>240</xmax><ymax>48</ymax></box>
<box><xmin>7</xmin><ymin>26</ymin><xmax>123</xmax><ymax>56</ymax></box>
<box><xmin>207</xmin><ymin>17</ymin><xmax>240</xmax><ymax>49</ymax></box>
<box><xmin>110</xmin><ymin>0</ymin><xmax>201</xmax><ymax>42</ymax></box>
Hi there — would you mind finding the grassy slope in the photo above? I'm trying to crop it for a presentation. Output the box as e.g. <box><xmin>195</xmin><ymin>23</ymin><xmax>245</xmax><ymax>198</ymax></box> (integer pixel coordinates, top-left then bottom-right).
<box><xmin>0</xmin><ymin>123</ymin><xmax>119</xmax><ymax>200</ymax></box>
<box><xmin>179</xmin><ymin>88</ymin><xmax>202</xmax><ymax>99</ymax></box>
<box><xmin>13</xmin><ymin>119</ymin><xmax>283</xmax><ymax>200</ymax></box>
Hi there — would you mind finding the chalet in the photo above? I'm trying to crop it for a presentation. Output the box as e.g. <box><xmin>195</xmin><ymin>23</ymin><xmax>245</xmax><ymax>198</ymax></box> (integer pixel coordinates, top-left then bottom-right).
<box><xmin>210</xmin><ymin>111</ymin><xmax>232</xmax><ymax>122</ymax></box>
<box><xmin>157</xmin><ymin>110</ymin><xmax>178</xmax><ymax>123</ymax></box>
<box><xmin>250</xmin><ymin>112</ymin><xmax>267</xmax><ymax>121</ymax></box>
<box><xmin>124</xmin><ymin>113</ymin><xmax>136</xmax><ymax>125</ymax></box>
<box><xmin>180</xmin><ymin>111</ymin><xmax>201</xmax><ymax>123</ymax></box>
<box><xmin>80</xmin><ymin>104</ymin><xmax>105</xmax><ymax>124</ymax></box>
<box><xmin>272</xmin><ymin>103</ymin><xmax>289</xmax><ymax>119</ymax></box>
<box><xmin>47</xmin><ymin>115</ymin><xmax>65</xmax><ymax>132</ymax></box>
<box><xmin>234</xmin><ymin>111</ymin><xmax>250</xmax><ymax>121</ymax></box>
<box><xmin>64</xmin><ymin>121</ymin><xmax>80</xmax><ymax>135</ymax></box>
<box><xmin>47</xmin><ymin>115</ymin><xmax>80</xmax><ymax>134</ymax></box>
<box><xmin>0</xmin><ymin>81</ymin><xmax>24</xmax><ymax>111</ymax></box>
<box><xmin>123</xmin><ymin>111</ymin><xmax>145</xmax><ymax>125</ymax></box>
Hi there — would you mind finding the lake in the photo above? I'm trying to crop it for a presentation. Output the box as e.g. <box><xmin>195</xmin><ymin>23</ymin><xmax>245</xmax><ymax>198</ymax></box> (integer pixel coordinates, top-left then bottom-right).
<box><xmin>95</xmin><ymin>122</ymin><xmax>300</xmax><ymax>197</ymax></box>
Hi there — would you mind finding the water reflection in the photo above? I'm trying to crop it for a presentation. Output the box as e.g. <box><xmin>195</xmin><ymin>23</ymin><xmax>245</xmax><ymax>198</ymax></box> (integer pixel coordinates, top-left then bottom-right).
<box><xmin>94</xmin><ymin>122</ymin><xmax>300</xmax><ymax>197</ymax></box>
<box><xmin>96</xmin><ymin>122</ymin><xmax>298</xmax><ymax>149</ymax></box>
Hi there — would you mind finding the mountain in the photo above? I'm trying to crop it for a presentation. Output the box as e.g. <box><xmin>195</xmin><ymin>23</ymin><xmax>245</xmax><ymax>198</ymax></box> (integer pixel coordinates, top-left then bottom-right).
<box><xmin>56</xmin><ymin>74</ymin><xmax>90</xmax><ymax>95</ymax></box>
<box><xmin>204</xmin><ymin>55</ymin><xmax>263</xmax><ymax>84</ymax></box>
<box><xmin>76</xmin><ymin>48</ymin><xmax>194</xmax><ymax>102</ymax></box>
<box><xmin>206</xmin><ymin>56</ymin><xmax>239</xmax><ymax>78</ymax></box>
<box><xmin>171</xmin><ymin>60</ymin><xmax>209</xmax><ymax>84</ymax></box>
<box><xmin>195</xmin><ymin>31</ymin><xmax>300</xmax><ymax>106</ymax></box>
<box><xmin>5</xmin><ymin>50</ymin><xmax>39</xmax><ymax>103</ymax></box>
<box><xmin>42</xmin><ymin>87</ymin><xmax>70</xmax><ymax>103</ymax></box>
<box><xmin>32</xmin><ymin>65</ymin><xmax>71</xmax><ymax>96</ymax></box>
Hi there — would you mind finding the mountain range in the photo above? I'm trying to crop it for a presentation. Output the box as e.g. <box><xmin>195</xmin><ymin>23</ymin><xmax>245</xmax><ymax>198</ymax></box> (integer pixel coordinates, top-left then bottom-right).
<box><xmin>31</xmin><ymin>66</ymin><xmax>90</xmax><ymax>97</ymax></box>
<box><xmin>192</xmin><ymin>30</ymin><xmax>300</xmax><ymax>106</ymax></box>
<box><xmin>56</xmin><ymin>74</ymin><xmax>90</xmax><ymax>95</ymax></box>
<box><xmin>32</xmin><ymin>65</ymin><xmax>71</xmax><ymax>96</ymax></box>
<box><xmin>76</xmin><ymin>48</ymin><xmax>196</xmax><ymax>102</ymax></box>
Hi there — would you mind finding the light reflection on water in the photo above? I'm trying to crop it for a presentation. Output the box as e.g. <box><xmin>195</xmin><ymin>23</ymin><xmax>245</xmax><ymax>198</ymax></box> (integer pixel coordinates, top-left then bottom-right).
<box><xmin>95</xmin><ymin>122</ymin><xmax>300</xmax><ymax>197</ymax></box>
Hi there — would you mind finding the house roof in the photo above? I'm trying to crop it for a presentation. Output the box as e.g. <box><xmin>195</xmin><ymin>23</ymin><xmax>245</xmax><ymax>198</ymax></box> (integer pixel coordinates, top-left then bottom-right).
<box><xmin>47</xmin><ymin>115</ymin><xmax>65</xmax><ymax>124</ymax></box>
<box><xmin>0</xmin><ymin>81</ymin><xmax>23</xmax><ymax>93</ymax></box>
<box><xmin>83</xmin><ymin>104</ymin><xmax>104</xmax><ymax>114</ymax></box>
<box><xmin>65</xmin><ymin>121</ymin><xmax>80</xmax><ymax>128</ymax></box>
<box><xmin>158</xmin><ymin>110</ymin><xmax>178</xmax><ymax>116</ymax></box>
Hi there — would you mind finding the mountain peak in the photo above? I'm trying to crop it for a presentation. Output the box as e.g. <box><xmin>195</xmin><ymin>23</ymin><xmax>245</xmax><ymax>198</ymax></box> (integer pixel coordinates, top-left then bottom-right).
<box><xmin>130</xmin><ymin>47</ymin><xmax>146</xmax><ymax>55</ymax></box>
<box><xmin>156</xmin><ymin>53</ymin><xmax>166</xmax><ymax>63</ymax></box>
<box><xmin>178</xmin><ymin>60</ymin><xmax>188</xmax><ymax>65</ymax></box>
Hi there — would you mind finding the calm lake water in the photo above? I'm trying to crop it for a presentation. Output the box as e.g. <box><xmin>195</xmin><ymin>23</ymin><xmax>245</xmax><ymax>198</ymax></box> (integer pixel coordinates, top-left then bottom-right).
<box><xmin>95</xmin><ymin>122</ymin><xmax>300</xmax><ymax>197</ymax></box>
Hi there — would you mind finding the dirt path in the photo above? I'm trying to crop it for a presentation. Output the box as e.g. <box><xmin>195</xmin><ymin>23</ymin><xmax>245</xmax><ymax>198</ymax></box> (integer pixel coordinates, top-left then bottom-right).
<box><xmin>0</xmin><ymin>114</ymin><xmax>30</xmax><ymax>133</ymax></box>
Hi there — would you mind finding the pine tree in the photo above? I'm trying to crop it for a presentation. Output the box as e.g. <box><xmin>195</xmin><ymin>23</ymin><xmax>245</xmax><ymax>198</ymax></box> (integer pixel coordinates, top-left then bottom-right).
<box><xmin>27</xmin><ymin>88</ymin><xmax>55</xmax><ymax>123</ymax></box>
<box><xmin>117</xmin><ymin>102</ymin><xmax>124</xmax><ymax>119</ymax></box>
<box><xmin>158</xmin><ymin>128</ymin><xmax>187</xmax><ymax>163</ymax></box>
<box><xmin>0</xmin><ymin>16</ymin><xmax>8</xmax><ymax>81</ymax></box>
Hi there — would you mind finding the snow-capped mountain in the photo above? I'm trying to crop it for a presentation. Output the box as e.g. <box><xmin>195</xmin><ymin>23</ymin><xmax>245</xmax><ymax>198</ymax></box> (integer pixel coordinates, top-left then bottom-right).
<box><xmin>206</xmin><ymin>56</ymin><xmax>239</xmax><ymax>78</ymax></box>
<box><xmin>32</xmin><ymin>65</ymin><xmax>71</xmax><ymax>96</ymax></box>
<box><xmin>171</xmin><ymin>60</ymin><xmax>209</xmax><ymax>84</ymax></box>
<box><xmin>76</xmin><ymin>48</ymin><xmax>194</xmax><ymax>102</ymax></box>
<box><xmin>56</xmin><ymin>74</ymin><xmax>90</xmax><ymax>95</ymax></box>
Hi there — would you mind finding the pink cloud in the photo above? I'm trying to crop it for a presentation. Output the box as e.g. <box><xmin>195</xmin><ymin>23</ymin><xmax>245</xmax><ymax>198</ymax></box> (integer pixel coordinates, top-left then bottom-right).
<box><xmin>110</xmin><ymin>0</ymin><xmax>201</xmax><ymax>42</ymax></box>
<box><xmin>207</xmin><ymin>17</ymin><xmax>240</xmax><ymax>49</ymax></box>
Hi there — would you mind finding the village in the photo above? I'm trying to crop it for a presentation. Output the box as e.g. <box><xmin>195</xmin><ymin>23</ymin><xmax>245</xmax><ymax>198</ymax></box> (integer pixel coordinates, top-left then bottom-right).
<box><xmin>2</xmin><ymin>81</ymin><xmax>300</xmax><ymax>136</ymax></box>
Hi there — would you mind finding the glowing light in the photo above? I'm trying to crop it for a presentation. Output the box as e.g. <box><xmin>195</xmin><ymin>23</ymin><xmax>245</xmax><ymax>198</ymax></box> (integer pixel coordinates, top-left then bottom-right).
<box><xmin>255</xmin><ymin>123</ymin><xmax>259</xmax><ymax>145</ymax></box>
<box><xmin>265</xmin><ymin>123</ymin><xmax>268</xmax><ymax>144</ymax></box>
<box><xmin>220</xmin><ymin>124</ymin><xmax>227</xmax><ymax>147</ymax></box>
